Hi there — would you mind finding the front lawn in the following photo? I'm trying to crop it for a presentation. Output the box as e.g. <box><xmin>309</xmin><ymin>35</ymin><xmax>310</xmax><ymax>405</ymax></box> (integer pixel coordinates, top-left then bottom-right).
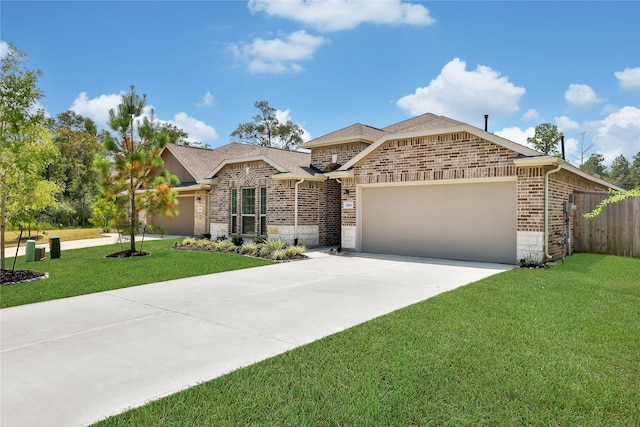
<box><xmin>95</xmin><ymin>254</ymin><xmax>640</xmax><ymax>426</ymax></box>
<box><xmin>0</xmin><ymin>239</ymin><xmax>273</xmax><ymax>308</ymax></box>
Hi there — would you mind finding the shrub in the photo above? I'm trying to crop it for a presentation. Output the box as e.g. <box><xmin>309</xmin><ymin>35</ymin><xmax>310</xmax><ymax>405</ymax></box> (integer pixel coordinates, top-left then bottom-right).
<box><xmin>264</xmin><ymin>238</ymin><xmax>287</xmax><ymax>252</ymax></box>
<box><xmin>271</xmin><ymin>249</ymin><xmax>287</xmax><ymax>260</ymax></box>
<box><xmin>198</xmin><ymin>233</ymin><xmax>212</xmax><ymax>240</ymax></box>
<box><xmin>182</xmin><ymin>237</ymin><xmax>198</xmax><ymax>246</ymax></box>
<box><xmin>215</xmin><ymin>235</ymin><xmax>227</xmax><ymax>242</ymax></box>
<box><xmin>285</xmin><ymin>245</ymin><xmax>306</xmax><ymax>258</ymax></box>
<box><xmin>214</xmin><ymin>240</ymin><xmax>236</xmax><ymax>252</ymax></box>
<box><xmin>253</xmin><ymin>236</ymin><xmax>266</xmax><ymax>244</ymax></box>
<box><xmin>240</xmin><ymin>243</ymin><xmax>258</xmax><ymax>256</ymax></box>
<box><xmin>231</xmin><ymin>235</ymin><xmax>244</xmax><ymax>246</ymax></box>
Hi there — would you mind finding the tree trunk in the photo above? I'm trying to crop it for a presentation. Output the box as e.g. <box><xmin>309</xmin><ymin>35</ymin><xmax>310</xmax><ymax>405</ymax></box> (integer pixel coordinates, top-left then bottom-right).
<box><xmin>129</xmin><ymin>188</ymin><xmax>136</xmax><ymax>253</ymax></box>
<box><xmin>1</xmin><ymin>194</ymin><xmax>6</xmax><ymax>271</ymax></box>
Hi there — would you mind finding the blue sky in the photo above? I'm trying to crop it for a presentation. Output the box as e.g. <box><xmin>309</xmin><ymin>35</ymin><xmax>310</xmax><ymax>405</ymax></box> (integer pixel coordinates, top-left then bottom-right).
<box><xmin>2</xmin><ymin>0</ymin><xmax>639</xmax><ymax>166</ymax></box>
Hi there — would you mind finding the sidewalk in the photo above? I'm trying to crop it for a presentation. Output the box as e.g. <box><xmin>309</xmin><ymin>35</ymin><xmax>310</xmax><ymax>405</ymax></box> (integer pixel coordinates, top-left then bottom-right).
<box><xmin>3</xmin><ymin>233</ymin><xmax>169</xmax><ymax>259</ymax></box>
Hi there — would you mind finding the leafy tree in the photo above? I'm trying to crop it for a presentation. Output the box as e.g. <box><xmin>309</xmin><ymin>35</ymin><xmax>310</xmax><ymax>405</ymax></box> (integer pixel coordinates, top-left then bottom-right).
<box><xmin>0</xmin><ymin>43</ymin><xmax>60</xmax><ymax>270</ymax></box>
<box><xmin>231</xmin><ymin>100</ymin><xmax>303</xmax><ymax>150</ymax></box>
<box><xmin>629</xmin><ymin>152</ymin><xmax>640</xmax><ymax>189</ymax></box>
<box><xmin>527</xmin><ymin>123</ymin><xmax>563</xmax><ymax>156</ymax></box>
<box><xmin>46</xmin><ymin>111</ymin><xmax>102</xmax><ymax>226</ymax></box>
<box><xmin>581</xmin><ymin>153</ymin><xmax>608</xmax><ymax>177</ymax></box>
<box><xmin>609</xmin><ymin>154</ymin><xmax>632</xmax><ymax>190</ymax></box>
<box><xmin>95</xmin><ymin>86</ymin><xmax>179</xmax><ymax>254</ymax></box>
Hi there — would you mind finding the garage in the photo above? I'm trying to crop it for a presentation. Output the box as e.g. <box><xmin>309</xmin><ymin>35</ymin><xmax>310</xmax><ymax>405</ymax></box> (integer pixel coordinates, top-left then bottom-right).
<box><xmin>360</xmin><ymin>180</ymin><xmax>516</xmax><ymax>264</ymax></box>
<box><xmin>149</xmin><ymin>195</ymin><xmax>195</xmax><ymax>236</ymax></box>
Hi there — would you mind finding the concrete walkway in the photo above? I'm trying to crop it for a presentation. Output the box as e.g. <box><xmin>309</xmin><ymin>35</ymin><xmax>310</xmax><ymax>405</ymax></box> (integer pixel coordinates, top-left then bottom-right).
<box><xmin>1</xmin><ymin>242</ymin><xmax>510</xmax><ymax>427</ymax></box>
<box><xmin>3</xmin><ymin>233</ymin><xmax>168</xmax><ymax>258</ymax></box>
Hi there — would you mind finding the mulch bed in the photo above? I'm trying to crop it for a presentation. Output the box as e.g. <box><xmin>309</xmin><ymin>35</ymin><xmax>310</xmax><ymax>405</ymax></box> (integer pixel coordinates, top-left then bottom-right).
<box><xmin>105</xmin><ymin>250</ymin><xmax>151</xmax><ymax>258</ymax></box>
<box><xmin>1</xmin><ymin>269</ymin><xmax>49</xmax><ymax>286</ymax></box>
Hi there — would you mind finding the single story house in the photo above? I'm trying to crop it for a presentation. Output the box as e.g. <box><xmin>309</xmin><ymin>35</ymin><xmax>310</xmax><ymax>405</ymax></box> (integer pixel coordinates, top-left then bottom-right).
<box><xmin>151</xmin><ymin>113</ymin><xmax>619</xmax><ymax>265</ymax></box>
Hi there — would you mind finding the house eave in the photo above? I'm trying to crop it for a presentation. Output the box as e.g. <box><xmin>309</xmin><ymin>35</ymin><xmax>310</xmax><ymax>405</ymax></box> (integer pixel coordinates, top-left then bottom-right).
<box><xmin>514</xmin><ymin>156</ymin><xmax>623</xmax><ymax>190</ymax></box>
<box><xmin>325</xmin><ymin>170</ymin><xmax>355</xmax><ymax>179</ymax></box>
<box><xmin>300</xmin><ymin>137</ymin><xmax>374</xmax><ymax>149</ymax></box>
<box><xmin>272</xmin><ymin>173</ymin><xmax>327</xmax><ymax>182</ymax></box>
<box><xmin>338</xmin><ymin>124</ymin><xmax>543</xmax><ymax>171</ymax></box>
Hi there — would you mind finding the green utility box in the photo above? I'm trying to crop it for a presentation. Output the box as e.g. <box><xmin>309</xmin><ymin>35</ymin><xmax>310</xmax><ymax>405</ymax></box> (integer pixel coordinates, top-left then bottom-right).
<box><xmin>25</xmin><ymin>240</ymin><xmax>36</xmax><ymax>262</ymax></box>
<box><xmin>49</xmin><ymin>236</ymin><xmax>61</xmax><ymax>259</ymax></box>
<box><xmin>35</xmin><ymin>246</ymin><xmax>46</xmax><ymax>261</ymax></box>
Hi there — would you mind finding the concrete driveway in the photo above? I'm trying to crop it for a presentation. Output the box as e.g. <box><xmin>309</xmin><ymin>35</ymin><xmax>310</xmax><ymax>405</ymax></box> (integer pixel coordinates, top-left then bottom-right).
<box><xmin>1</xmin><ymin>250</ymin><xmax>510</xmax><ymax>427</ymax></box>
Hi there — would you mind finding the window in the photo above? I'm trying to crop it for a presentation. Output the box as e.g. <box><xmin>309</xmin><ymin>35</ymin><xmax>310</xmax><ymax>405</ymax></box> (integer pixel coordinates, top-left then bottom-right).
<box><xmin>241</xmin><ymin>188</ymin><xmax>255</xmax><ymax>234</ymax></box>
<box><xmin>230</xmin><ymin>188</ymin><xmax>237</xmax><ymax>234</ymax></box>
<box><xmin>260</xmin><ymin>187</ymin><xmax>267</xmax><ymax>236</ymax></box>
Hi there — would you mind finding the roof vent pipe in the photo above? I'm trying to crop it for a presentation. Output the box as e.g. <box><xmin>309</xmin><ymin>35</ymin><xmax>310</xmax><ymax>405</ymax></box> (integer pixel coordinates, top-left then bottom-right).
<box><xmin>561</xmin><ymin>135</ymin><xmax>565</xmax><ymax>160</ymax></box>
<box><xmin>484</xmin><ymin>114</ymin><xmax>489</xmax><ymax>132</ymax></box>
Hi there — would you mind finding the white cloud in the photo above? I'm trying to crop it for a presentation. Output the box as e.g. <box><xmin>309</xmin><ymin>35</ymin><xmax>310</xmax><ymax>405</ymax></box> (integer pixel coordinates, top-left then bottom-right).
<box><xmin>564</xmin><ymin>83</ymin><xmax>601</xmax><ymax>109</ymax></box>
<box><xmin>164</xmin><ymin>113</ymin><xmax>218</xmax><ymax>144</ymax></box>
<box><xmin>70</xmin><ymin>92</ymin><xmax>122</xmax><ymax>126</ymax></box>
<box><xmin>495</xmin><ymin>126</ymin><xmax>535</xmax><ymax>149</ymax></box>
<box><xmin>614</xmin><ymin>67</ymin><xmax>640</xmax><ymax>91</ymax></box>
<box><xmin>196</xmin><ymin>91</ymin><xmax>215</xmax><ymax>107</ymax></box>
<box><xmin>522</xmin><ymin>109</ymin><xmax>539</xmax><ymax>121</ymax></box>
<box><xmin>0</xmin><ymin>40</ymin><xmax>9</xmax><ymax>59</ymax></box>
<box><xmin>275</xmin><ymin>109</ymin><xmax>312</xmax><ymax>141</ymax></box>
<box><xmin>229</xmin><ymin>30</ymin><xmax>328</xmax><ymax>74</ymax></box>
<box><xmin>248</xmin><ymin>0</ymin><xmax>434</xmax><ymax>32</ymax></box>
<box><xmin>69</xmin><ymin>91</ymin><xmax>217</xmax><ymax>144</ymax></box>
<box><xmin>396</xmin><ymin>58</ymin><xmax>526</xmax><ymax>125</ymax></box>
<box><xmin>585</xmin><ymin>106</ymin><xmax>640</xmax><ymax>165</ymax></box>
<box><xmin>555</xmin><ymin>115</ymin><xmax>580</xmax><ymax>132</ymax></box>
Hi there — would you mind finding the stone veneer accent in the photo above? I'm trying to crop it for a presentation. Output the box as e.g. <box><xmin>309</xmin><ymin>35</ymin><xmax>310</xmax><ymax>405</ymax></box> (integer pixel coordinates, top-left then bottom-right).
<box><xmin>517</xmin><ymin>231</ymin><xmax>545</xmax><ymax>263</ymax></box>
<box><xmin>268</xmin><ymin>225</ymin><xmax>319</xmax><ymax>247</ymax></box>
<box><xmin>193</xmin><ymin>189</ymin><xmax>208</xmax><ymax>236</ymax></box>
<box><xmin>341</xmin><ymin>225</ymin><xmax>356</xmax><ymax>250</ymax></box>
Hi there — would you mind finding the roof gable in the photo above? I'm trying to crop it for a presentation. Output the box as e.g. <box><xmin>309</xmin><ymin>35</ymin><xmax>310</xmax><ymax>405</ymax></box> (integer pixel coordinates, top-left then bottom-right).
<box><xmin>301</xmin><ymin>123</ymin><xmax>385</xmax><ymax>148</ymax></box>
<box><xmin>206</xmin><ymin>143</ymin><xmax>318</xmax><ymax>179</ymax></box>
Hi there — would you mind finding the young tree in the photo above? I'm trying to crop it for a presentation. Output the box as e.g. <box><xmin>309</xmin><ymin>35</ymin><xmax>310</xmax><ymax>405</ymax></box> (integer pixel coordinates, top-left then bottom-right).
<box><xmin>46</xmin><ymin>111</ymin><xmax>102</xmax><ymax>226</ymax></box>
<box><xmin>573</xmin><ymin>131</ymin><xmax>597</xmax><ymax>168</ymax></box>
<box><xmin>527</xmin><ymin>123</ymin><xmax>564</xmax><ymax>156</ymax></box>
<box><xmin>231</xmin><ymin>100</ymin><xmax>304</xmax><ymax>150</ymax></box>
<box><xmin>0</xmin><ymin>43</ymin><xmax>60</xmax><ymax>270</ymax></box>
<box><xmin>95</xmin><ymin>86</ymin><xmax>179</xmax><ymax>254</ymax></box>
<box><xmin>581</xmin><ymin>153</ymin><xmax>608</xmax><ymax>177</ymax></box>
<box><xmin>609</xmin><ymin>154</ymin><xmax>632</xmax><ymax>190</ymax></box>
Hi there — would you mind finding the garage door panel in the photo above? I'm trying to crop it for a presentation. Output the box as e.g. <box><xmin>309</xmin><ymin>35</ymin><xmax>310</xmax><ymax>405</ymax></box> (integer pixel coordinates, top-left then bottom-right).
<box><xmin>151</xmin><ymin>196</ymin><xmax>195</xmax><ymax>236</ymax></box>
<box><xmin>361</xmin><ymin>181</ymin><xmax>515</xmax><ymax>264</ymax></box>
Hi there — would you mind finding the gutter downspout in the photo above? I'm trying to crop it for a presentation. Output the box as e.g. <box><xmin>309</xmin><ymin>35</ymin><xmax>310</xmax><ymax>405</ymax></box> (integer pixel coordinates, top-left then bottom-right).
<box><xmin>294</xmin><ymin>178</ymin><xmax>305</xmax><ymax>246</ymax></box>
<box><xmin>544</xmin><ymin>161</ymin><xmax>563</xmax><ymax>260</ymax></box>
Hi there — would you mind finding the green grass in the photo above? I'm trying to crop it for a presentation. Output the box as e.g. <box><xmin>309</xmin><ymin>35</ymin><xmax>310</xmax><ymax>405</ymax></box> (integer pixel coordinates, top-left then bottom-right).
<box><xmin>94</xmin><ymin>254</ymin><xmax>640</xmax><ymax>426</ymax></box>
<box><xmin>0</xmin><ymin>239</ymin><xmax>273</xmax><ymax>308</ymax></box>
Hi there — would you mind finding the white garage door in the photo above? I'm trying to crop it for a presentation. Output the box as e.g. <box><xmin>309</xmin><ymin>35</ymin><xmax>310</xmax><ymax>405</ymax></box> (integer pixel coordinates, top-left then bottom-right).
<box><xmin>361</xmin><ymin>181</ymin><xmax>516</xmax><ymax>264</ymax></box>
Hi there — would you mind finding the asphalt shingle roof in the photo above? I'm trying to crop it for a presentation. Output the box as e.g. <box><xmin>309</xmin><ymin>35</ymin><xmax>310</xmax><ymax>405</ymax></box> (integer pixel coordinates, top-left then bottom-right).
<box><xmin>164</xmin><ymin>142</ymin><xmax>314</xmax><ymax>180</ymax></box>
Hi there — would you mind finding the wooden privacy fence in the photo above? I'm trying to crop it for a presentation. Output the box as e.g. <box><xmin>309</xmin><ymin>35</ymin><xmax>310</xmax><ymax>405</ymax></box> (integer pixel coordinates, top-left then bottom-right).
<box><xmin>574</xmin><ymin>191</ymin><xmax>640</xmax><ymax>258</ymax></box>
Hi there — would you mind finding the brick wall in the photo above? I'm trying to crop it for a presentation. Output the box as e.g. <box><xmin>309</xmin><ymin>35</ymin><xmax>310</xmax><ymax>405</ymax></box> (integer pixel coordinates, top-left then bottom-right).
<box><xmin>209</xmin><ymin>159</ymin><xmax>323</xmax><ymax>245</ymax></box>
<box><xmin>311</xmin><ymin>142</ymin><xmax>370</xmax><ymax>171</ymax></box>
<box><xmin>337</xmin><ymin>131</ymin><xmax>610</xmax><ymax>262</ymax></box>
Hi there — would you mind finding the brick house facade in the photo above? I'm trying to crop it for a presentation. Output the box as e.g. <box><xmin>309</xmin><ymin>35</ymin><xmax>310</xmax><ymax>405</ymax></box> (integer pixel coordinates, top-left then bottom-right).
<box><xmin>154</xmin><ymin>113</ymin><xmax>617</xmax><ymax>264</ymax></box>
